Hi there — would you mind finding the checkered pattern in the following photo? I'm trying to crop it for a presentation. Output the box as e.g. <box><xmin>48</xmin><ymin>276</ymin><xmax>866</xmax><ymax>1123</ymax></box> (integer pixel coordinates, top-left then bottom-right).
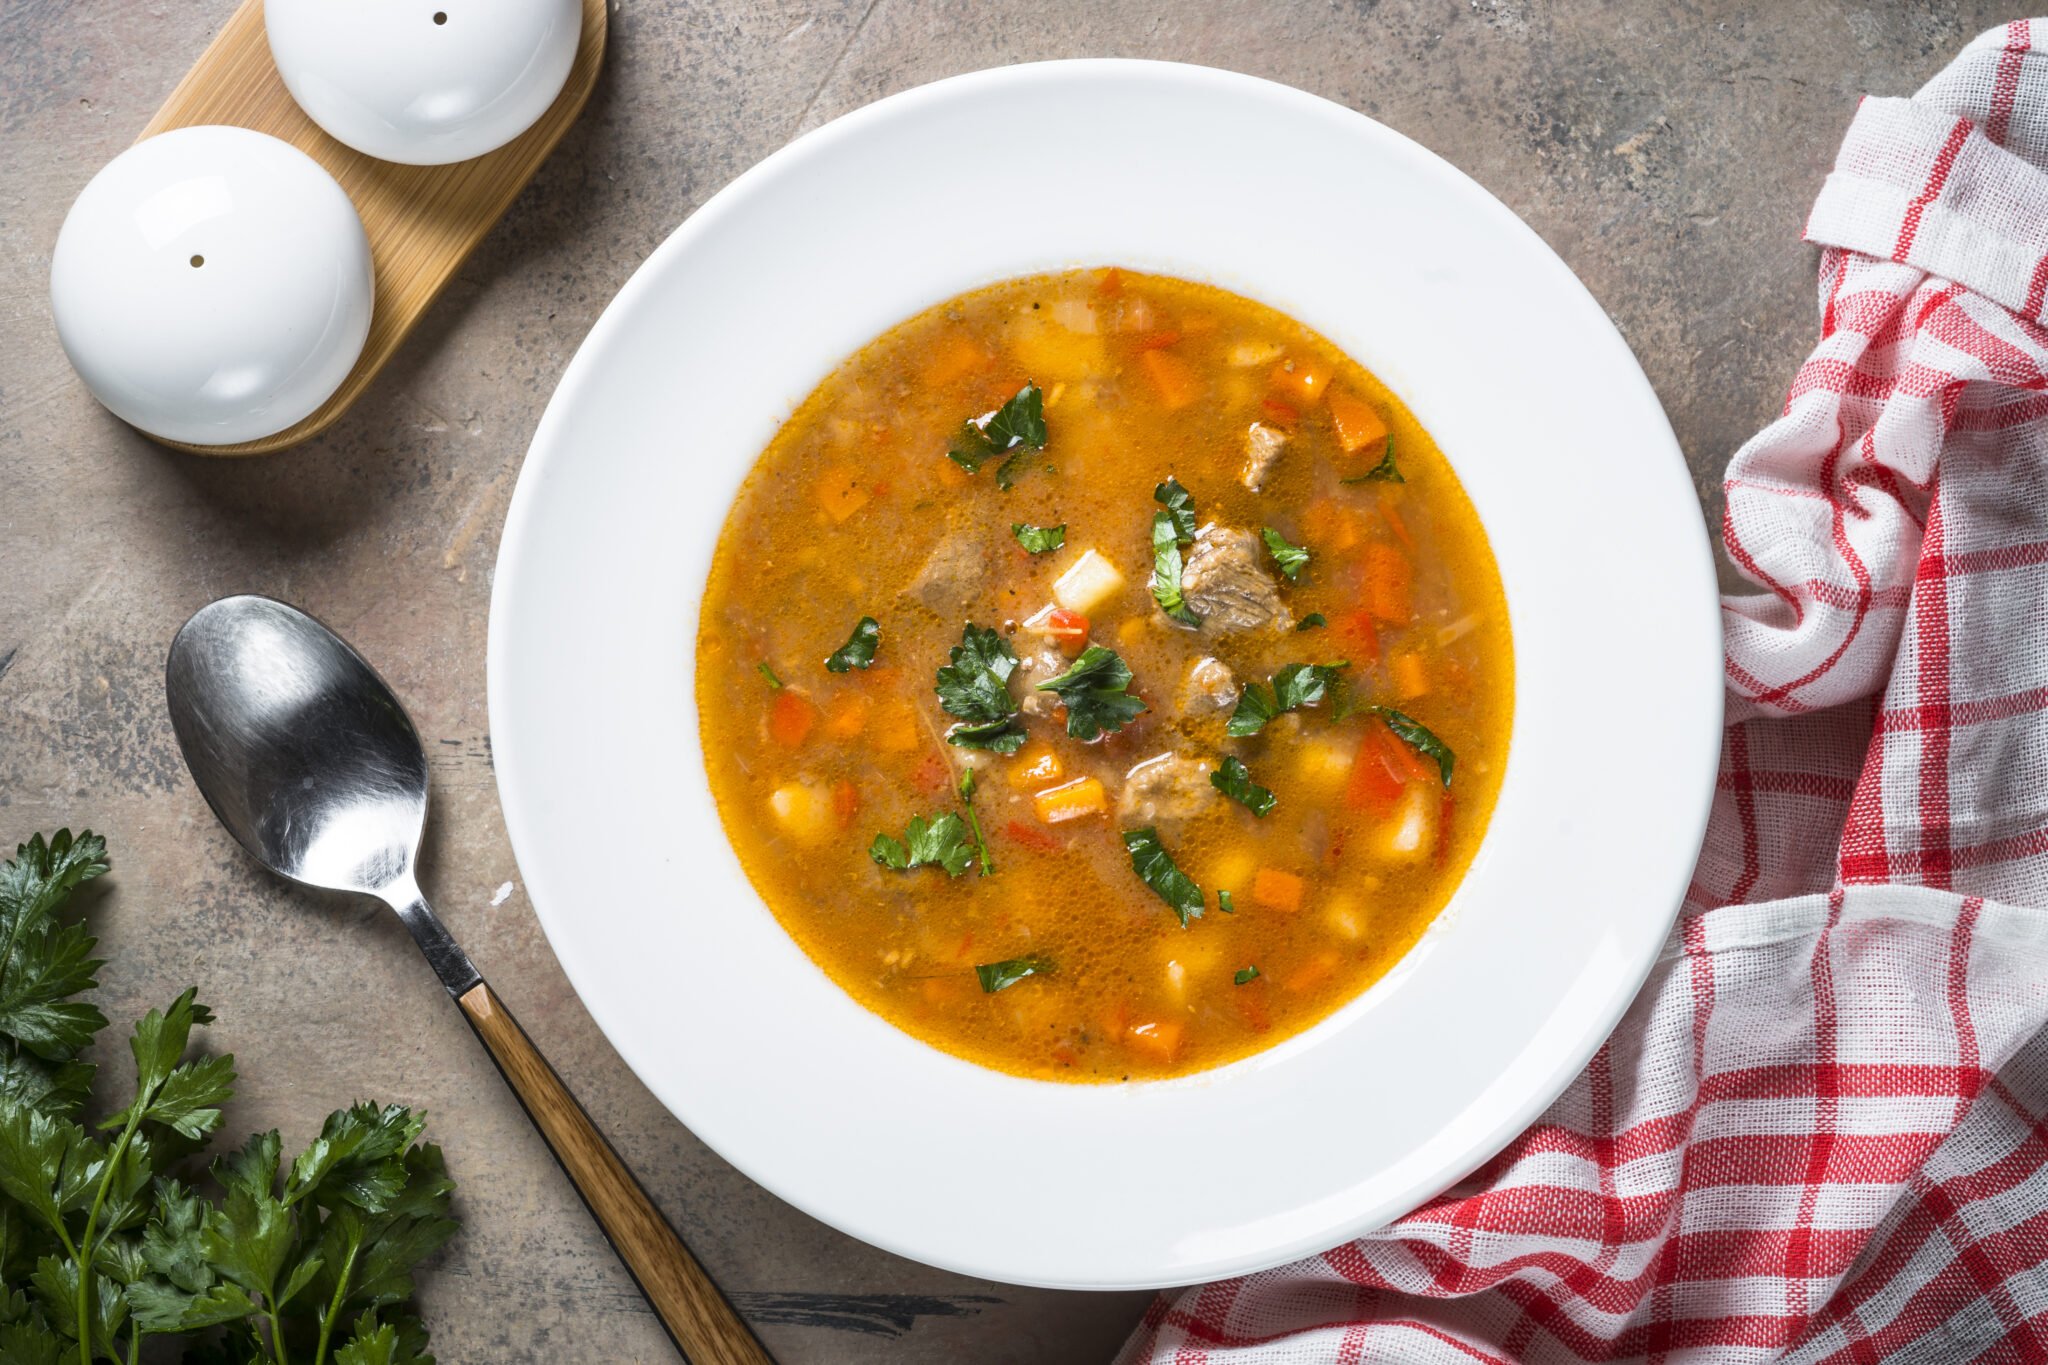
<box><xmin>1119</xmin><ymin>21</ymin><xmax>2048</xmax><ymax>1365</ymax></box>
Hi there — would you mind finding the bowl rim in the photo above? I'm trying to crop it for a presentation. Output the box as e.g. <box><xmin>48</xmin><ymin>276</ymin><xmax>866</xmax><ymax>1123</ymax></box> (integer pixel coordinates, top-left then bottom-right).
<box><xmin>488</xmin><ymin>56</ymin><xmax>1724</xmax><ymax>1290</ymax></box>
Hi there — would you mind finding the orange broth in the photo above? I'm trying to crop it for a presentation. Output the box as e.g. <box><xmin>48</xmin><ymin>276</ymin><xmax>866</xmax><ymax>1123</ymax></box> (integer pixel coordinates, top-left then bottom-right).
<box><xmin>696</xmin><ymin>268</ymin><xmax>1511</xmax><ymax>1081</ymax></box>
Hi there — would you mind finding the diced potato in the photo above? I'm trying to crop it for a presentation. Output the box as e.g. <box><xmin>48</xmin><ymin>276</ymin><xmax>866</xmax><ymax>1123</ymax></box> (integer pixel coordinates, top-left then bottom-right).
<box><xmin>768</xmin><ymin>782</ymin><xmax>835</xmax><ymax>844</ymax></box>
<box><xmin>1033</xmin><ymin>776</ymin><xmax>1106</xmax><ymax>824</ymax></box>
<box><xmin>1163</xmin><ymin>958</ymin><xmax>1188</xmax><ymax>1002</ymax></box>
<box><xmin>1202</xmin><ymin>849</ymin><xmax>1259</xmax><ymax>895</ymax></box>
<box><xmin>1052</xmin><ymin>549</ymin><xmax>1126</xmax><ymax>615</ymax></box>
<box><xmin>1007</xmin><ymin>747</ymin><xmax>1064</xmax><ymax>791</ymax></box>
<box><xmin>1325</xmin><ymin>895</ymin><xmax>1365</xmax><ymax>940</ymax></box>
<box><xmin>1291</xmin><ymin>736</ymin><xmax>1356</xmax><ymax>798</ymax></box>
<box><xmin>1047</xmin><ymin>298</ymin><xmax>1100</xmax><ymax>334</ymax></box>
<box><xmin>1226</xmin><ymin>339</ymin><xmax>1284</xmax><ymax>368</ymax></box>
<box><xmin>1009</xmin><ymin>315</ymin><xmax>1106</xmax><ymax>380</ymax></box>
<box><xmin>1377</xmin><ymin>784</ymin><xmax>1438</xmax><ymax>861</ymax></box>
<box><xmin>922</xmin><ymin>331</ymin><xmax>991</xmax><ymax>386</ymax></box>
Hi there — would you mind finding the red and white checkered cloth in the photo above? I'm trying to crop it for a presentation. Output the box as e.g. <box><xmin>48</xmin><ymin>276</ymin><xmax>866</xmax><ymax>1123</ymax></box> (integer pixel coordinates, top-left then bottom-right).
<box><xmin>1119</xmin><ymin>21</ymin><xmax>2048</xmax><ymax>1365</ymax></box>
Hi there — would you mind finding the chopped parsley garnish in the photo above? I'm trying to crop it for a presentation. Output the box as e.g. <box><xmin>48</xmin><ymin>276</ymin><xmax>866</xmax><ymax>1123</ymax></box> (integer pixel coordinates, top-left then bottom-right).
<box><xmin>1261</xmin><ymin>527</ymin><xmax>1310</xmax><ymax>580</ymax></box>
<box><xmin>1341</xmin><ymin>435</ymin><xmax>1403</xmax><ymax>484</ymax></box>
<box><xmin>1225</xmin><ymin>662</ymin><xmax>1350</xmax><ymax>737</ymax></box>
<box><xmin>1363</xmin><ymin>706</ymin><xmax>1457</xmax><ymax>786</ymax></box>
<box><xmin>1012</xmin><ymin>522</ymin><xmax>1067</xmax><ymax>554</ymax></box>
<box><xmin>1122</xmin><ymin>827</ymin><xmax>1203</xmax><ymax>927</ymax></box>
<box><xmin>1296</xmin><ymin>613</ymin><xmax>1327</xmax><ymax>631</ymax></box>
<box><xmin>1234</xmin><ymin>965</ymin><xmax>1261</xmax><ymax>985</ymax></box>
<box><xmin>1211</xmin><ymin>756</ymin><xmax>1277</xmax><ymax>817</ymax></box>
<box><xmin>935</xmin><ymin>623</ymin><xmax>1027</xmax><ymax>753</ymax></box>
<box><xmin>948</xmin><ymin>382</ymin><xmax>1047</xmax><ymax>490</ymax></box>
<box><xmin>1149</xmin><ymin>478</ymin><xmax>1201</xmax><ymax>626</ymax></box>
<box><xmin>975</xmin><ymin>955</ymin><xmax>1053</xmax><ymax>993</ymax></box>
<box><xmin>756</xmin><ymin>662</ymin><xmax>783</xmax><ymax>688</ymax></box>
<box><xmin>1035</xmin><ymin>644</ymin><xmax>1148</xmax><ymax>741</ymax></box>
<box><xmin>824</xmin><ymin>615</ymin><xmax>880</xmax><ymax>672</ymax></box>
<box><xmin>958</xmin><ymin>768</ymin><xmax>994</xmax><ymax>876</ymax></box>
<box><xmin>1218</xmin><ymin>889</ymin><xmax>1235</xmax><ymax>914</ymax></box>
<box><xmin>869</xmin><ymin>813</ymin><xmax>974</xmax><ymax>877</ymax></box>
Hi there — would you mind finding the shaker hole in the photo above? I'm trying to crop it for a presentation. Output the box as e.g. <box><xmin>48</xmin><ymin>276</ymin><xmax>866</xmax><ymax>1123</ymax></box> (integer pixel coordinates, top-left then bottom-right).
<box><xmin>433</xmin><ymin>10</ymin><xmax>447</xmax><ymax>22</ymax></box>
<box><xmin>189</xmin><ymin>254</ymin><xmax>204</xmax><ymax>268</ymax></box>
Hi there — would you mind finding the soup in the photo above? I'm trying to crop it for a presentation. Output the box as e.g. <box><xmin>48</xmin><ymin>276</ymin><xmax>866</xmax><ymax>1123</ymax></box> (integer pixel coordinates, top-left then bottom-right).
<box><xmin>696</xmin><ymin>268</ymin><xmax>1511</xmax><ymax>1081</ymax></box>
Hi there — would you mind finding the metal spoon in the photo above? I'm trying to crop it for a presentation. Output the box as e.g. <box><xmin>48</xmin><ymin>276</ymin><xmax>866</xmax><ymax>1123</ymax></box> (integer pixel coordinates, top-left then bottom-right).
<box><xmin>165</xmin><ymin>594</ymin><xmax>773</xmax><ymax>1365</ymax></box>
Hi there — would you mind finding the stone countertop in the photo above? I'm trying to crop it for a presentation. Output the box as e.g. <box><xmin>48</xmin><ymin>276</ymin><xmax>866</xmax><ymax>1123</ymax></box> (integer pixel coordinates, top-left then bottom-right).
<box><xmin>0</xmin><ymin>2</ymin><xmax>2010</xmax><ymax>1360</ymax></box>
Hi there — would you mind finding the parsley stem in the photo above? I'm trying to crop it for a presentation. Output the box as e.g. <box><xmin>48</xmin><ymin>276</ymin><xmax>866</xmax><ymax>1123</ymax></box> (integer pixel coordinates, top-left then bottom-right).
<box><xmin>77</xmin><ymin>1101</ymin><xmax>147</xmax><ymax>1365</ymax></box>
<box><xmin>311</xmin><ymin>1231</ymin><xmax>364</xmax><ymax>1365</ymax></box>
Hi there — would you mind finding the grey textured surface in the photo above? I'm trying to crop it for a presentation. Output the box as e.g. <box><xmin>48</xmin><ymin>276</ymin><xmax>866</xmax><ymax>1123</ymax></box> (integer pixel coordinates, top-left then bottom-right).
<box><xmin>0</xmin><ymin>2</ymin><xmax>2014</xmax><ymax>1360</ymax></box>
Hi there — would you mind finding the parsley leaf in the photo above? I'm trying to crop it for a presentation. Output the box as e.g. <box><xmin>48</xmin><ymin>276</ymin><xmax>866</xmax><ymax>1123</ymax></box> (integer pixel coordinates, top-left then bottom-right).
<box><xmin>824</xmin><ymin>616</ymin><xmax>880</xmax><ymax>673</ymax></box>
<box><xmin>1011</xmin><ymin>522</ymin><xmax>1067</xmax><ymax>554</ymax></box>
<box><xmin>1296</xmin><ymin>613</ymin><xmax>1327</xmax><ymax>631</ymax></box>
<box><xmin>1121</xmin><ymin>828</ymin><xmax>1204</xmax><ymax>927</ymax></box>
<box><xmin>975</xmin><ymin>956</ymin><xmax>1053</xmax><ymax>993</ymax></box>
<box><xmin>1210</xmin><ymin>757</ymin><xmax>1277</xmax><ymax>817</ymax></box>
<box><xmin>935</xmin><ymin>624</ymin><xmax>1027</xmax><ymax>753</ymax></box>
<box><xmin>1034</xmin><ymin>644</ymin><xmax>1148</xmax><ymax>741</ymax></box>
<box><xmin>1261</xmin><ymin>527</ymin><xmax>1310</xmax><ymax>580</ymax></box>
<box><xmin>948</xmin><ymin>383</ymin><xmax>1046</xmax><ymax>489</ymax></box>
<box><xmin>1235</xmin><ymin>966</ymin><xmax>1261</xmax><ymax>985</ymax></box>
<box><xmin>869</xmin><ymin>814</ymin><xmax>975</xmax><ymax>877</ymax></box>
<box><xmin>1149</xmin><ymin>479</ymin><xmax>1201</xmax><ymax>627</ymax></box>
<box><xmin>958</xmin><ymin>769</ymin><xmax>994</xmax><ymax>877</ymax></box>
<box><xmin>1225</xmin><ymin>662</ymin><xmax>1349</xmax><ymax>736</ymax></box>
<box><xmin>756</xmin><ymin>662</ymin><xmax>783</xmax><ymax>689</ymax></box>
<box><xmin>1363</xmin><ymin>706</ymin><xmax>1457</xmax><ymax>786</ymax></box>
<box><xmin>1341</xmin><ymin>435</ymin><xmax>1403</xmax><ymax>484</ymax></box>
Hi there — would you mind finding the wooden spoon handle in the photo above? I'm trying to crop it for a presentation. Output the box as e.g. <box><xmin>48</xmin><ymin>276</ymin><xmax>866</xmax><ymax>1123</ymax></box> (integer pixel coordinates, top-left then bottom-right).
<box><xmin>458</xmin><ymin>980</ymin><xmax>774</xmax><ymax>1365</ymax></box>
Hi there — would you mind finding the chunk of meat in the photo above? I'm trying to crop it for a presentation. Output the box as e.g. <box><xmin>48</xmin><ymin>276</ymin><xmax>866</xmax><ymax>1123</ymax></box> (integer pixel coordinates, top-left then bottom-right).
<box><xmin>1117</xmin><ymin>752</ymin><xmax>1217</xmax><ymax>823</ymax></box>
<box><xmin>1240</xmin><ymin>422</ymin><xmax>1288</xmax><ymax>492</ymax></box>
<box><xmin>1181</xmin><ymin>656</ymin><xmax>1237</xmax><ymax>714</ymax></box>
<box><xmin>1182</xmin><ymin>524</ymin><xmax>1292</xmax><ymax>632</ymax></box>
<box><xmin>903</xmin><ymin>529</ymin><xmax>989</xmax><ymax>616</ymax></box>
<box><xmin>1018</xmin><ymin>643</ymin><xmax>1068</xmax><ymax>717</ymax></box>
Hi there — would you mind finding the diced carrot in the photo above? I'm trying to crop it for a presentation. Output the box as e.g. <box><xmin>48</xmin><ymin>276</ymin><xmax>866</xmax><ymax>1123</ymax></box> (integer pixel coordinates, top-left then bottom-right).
<box><xmin>1344</xmin><ymin>728</ymin><xmax>1404</xmax><ymax>814</ymax></box>
<box><xmin>1337</xmin><ymin>608</ymin><xmax>1380</xmax><ymax>666</ymax></box>
<box><xmin>830</xmin><ymin>779</ymin><xmax>859</xmax><ymax>831</ymax></box>
<box><xmin>1033</xmin><ymin>776</ymin><xmax>1107</xmax><ymax>825</ymax></box>
<box><xmin>870</xmin><ymin>699</ymin><xmax>920</xmax><ymax>753</ymax></box>
<box><xmin>767</xmin><ymin>691</ymin><xmax>818</xmax><ymax>747</ymax></box>
<box><xmin>1006</xmin><ymin>747</ymin><xmax>1065</xmax><ymax>790</ymax></box>
<box><xmin>1136</xmin><ymin>329</ymin><xmax>1182</xmax><ymax>351</ymax></box>
<box><xmin>1096</xmin><ymin>267</ymin><xmax>1125</xmax><ymax>297</ymax></box>
<box><xmin>1302</xmin><ymin>498</ymin><xmax>1362</xmax><ymax>553</ymax></box>
<box><xmin>1376</xmin><ymin>718</ymin><xmax>1437</xmax><ymax>785</ymax></box>
<box><xmin>1004</xmin><ymin>819</ymin><xmax>1064</xmax><ymax>853</ymax></box>
<box><xmin>909</xmin><ymin>751</ymin><xmax>949</xmax><ymax>795</ymax></box>
<box><xmin>923</xmin><ymin>331</ymin><xmax>991</xmax><ymax>387</ymax></box>
<box><xmin>822</xmin><ymin>691</ymin><xmax>871</xmax><ymax>740</ymax></box>
<box><xmin>1260</xmin><ymin>397</ymin><xmax>1299</xmax><ymax>429</ymax></box>
<box><xmin>1379</xmin><ymin>489</ymin><xmax>1416</xmax><ymax>552</ymax></box>
<box><xmin>1364</xmin><ymin>542</ymin><xmax>1412</xmax><ymax>623</ymax></box>
<box><xmin>1251</xmin><ymin>866</ymin><xmax>1305</xmax><ymax>914</ymax></box>
<box><xmin>1125</xmin><ymin>1018</ymin><xmax>1185</xmax><ymax>1064</ymax></box>
<box><xmin>1326</xmin><ymin>386</ymin><xmax>1390</xmax><ymax>456</ymax></box>
<box><xmin>1268</xmin><ymin>357</ymin><xmax>1332</xmax><ymax>406</ymax></box>
<box><xmin>1281</xmin><ymin>951</ymin><xmax>1339</xmax><ymax>994</ymax></box>
<box><xmin>1049</xmin><ymin>1044</ymin><xmax>1079</xmax><ymax>1069</ymax></box>
<box><xmin>932</xmin><ymin>457</ymin><xmax>972</xmax><ymax>489</ymax></box>
<box><xmin>1138</xmin><ymin>349</ymin><xmax>1200</xmax><ymax>410</ymax></box>
<box><xmin>1043</xmin><ymin>607</ymin><xmax>1090</xmax><ymax>656</ymax></box>
<box><xmin>1391</xmin><ymin>651</ymin><xmax>1430</xmax><ymax>700</ymax></box>
<box><xmin>919</xmin><ymin>976</ymin><xmax>974</xmax><ymax>1007</ymax></box>
<box><xmin>816</xmin><ymin>463</ymin><xmax>870</xmax><ymax>522</ymax></box>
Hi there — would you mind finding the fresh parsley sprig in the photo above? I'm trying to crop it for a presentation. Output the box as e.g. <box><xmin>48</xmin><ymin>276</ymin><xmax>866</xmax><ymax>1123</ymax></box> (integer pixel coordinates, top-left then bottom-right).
<box><xmin>1149</xmin><ymin>479</ymin><xmax>1200</xmax><ymax>626</ymax></box>
<box><xmin>934</xmin><ymin>623</ymin><xmax>1027</xmax><ymax>755</ymax></box>
<box><xmin>974</xmin><ymin>956</ymin><xmax>1052</xmax><ymax>993</ymax></box>
<box><xmin>0</xmin><ymin>831</ymin><xmax>457</xmax><ymax>1365</ymax></box>
<box><xmin>1364</xmin><ymin>706</ymin><xmax>1457</xmax><ymax>786</ymax></box>
<box><xmin>824</xmin><ymin>616</ymin><xmax>880</xmax><ymax>673</ymax></box>
<box><xmin>1225</xmin><ymin>662</ymin><xmax>1350</xmax><ymax>738</ymax></box>
<box><xmin>1261</xmin><ymin>527</ymin><xmax>1310</xmax><ymax>581</ymax></box>
<box><xmin>1210</xmin><ymin>756</ymin><xmax>1277</xmax><ymax>817</ymax></box>
<box><xmin>948</xmin><ymin>383</ymin><xmax>1047</xmax><ymax>491</ymax></box>
<box><xmin>1121</xmin><ymin>828</ymin><xmax>1204</xmax><ymax>928</ymax></box>
<box><xmin>1011</xmin><ymin>523</ymin><xmax>1066</xmax><ymax>554</ymax></box>
<box><xmin>1034</xmin><ymin>645</ymin><xmax>1147</xmax><ymax>741</ymax></box>
<box><xmin>869</xmin><ymin>814</ymin><xmax>975</xmax><ymax>878</ymax></box>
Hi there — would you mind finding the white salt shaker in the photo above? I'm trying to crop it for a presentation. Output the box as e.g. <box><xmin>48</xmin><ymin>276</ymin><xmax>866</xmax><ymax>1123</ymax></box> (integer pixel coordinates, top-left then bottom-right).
<box><xmin>49</xmin><ymin>125</ymin><xmax>374</xmax><ymax>447</ymax></box>
<box><xmin>265</xmin><ymin>0</ymin><xmax>581</xmax><ymax>165</ymax></box>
